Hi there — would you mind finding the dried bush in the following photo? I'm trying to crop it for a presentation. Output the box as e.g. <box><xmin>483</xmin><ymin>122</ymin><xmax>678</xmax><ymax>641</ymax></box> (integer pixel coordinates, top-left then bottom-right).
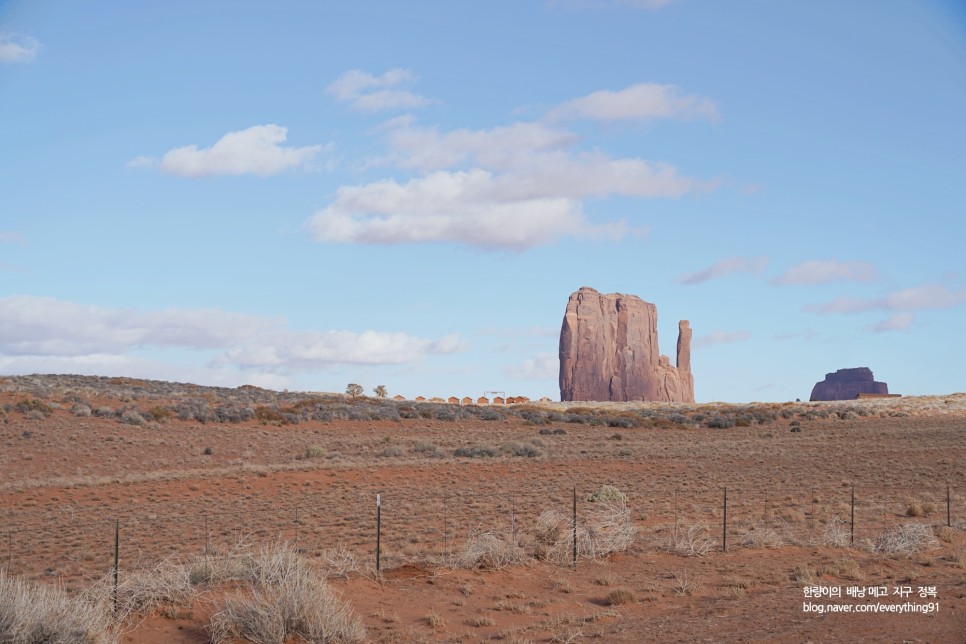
<box><xmin>534</xmin><ymin>497</ymin><xmax>635</xmax><ymax>562</ymax></box>
<box><xmin>456</xmin><ymin>529</ymin><xmax>527</xmax><ymax>570</ymax></box>
<box><xmin>208</xmin><ymin>542</ymin><xmax>365</xmax><ymax>643</ymax></box>
<box><xmin>0</xmin><ymin>571</ymin><xmax>116</xmax><ymax>643</ymax></box>
<box><xmin>72</xmin><ymin>403</ymin><xmax>92</xmax><ymax>417</ymax></box>
<box><xmin>500</xmin><ymin>441</ymin><xmax>543</xmax><ymax>458</ymax></box>
<box><xmin>665</xmin><ymin>521</ymin><xmax>716</xmax><ymax>557</ymax></box>
<box><xmin>818</xmin><ymin>517</ymin><xmax>850</xmax><ymax>547</ymax></box>
<box><xmin>740</xmin><ymin>527</ymin><xmax>784</xmax><ymax>549</ymax></box>
<box><xmin>454</xmin><ymin>445</ymin><xmax>498</xmax><ymax>458</ymax></box>
<box><xmin>874</xmin><ymin>523</ymin><xmax>941</xmax><ymax>557</ymax></box>
<box><xmin>605</xmin><ymin>588</ymin><xmax>635</xmax><ymax>606</ymax></box>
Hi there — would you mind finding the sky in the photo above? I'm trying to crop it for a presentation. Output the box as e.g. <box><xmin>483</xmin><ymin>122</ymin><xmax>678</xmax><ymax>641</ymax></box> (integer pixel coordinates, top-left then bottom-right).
<box><xmin>1</xmin><ymin>0</ymin><xmax>965</xmax><ymax>402</ymax></box>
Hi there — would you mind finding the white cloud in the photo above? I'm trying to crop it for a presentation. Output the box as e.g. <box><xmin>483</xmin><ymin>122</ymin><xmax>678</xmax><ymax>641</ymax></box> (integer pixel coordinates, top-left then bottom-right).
<box><xmin>869</xmin><ymin>313</ymin><xmax>915</xmax><ymax>333</ymax></box>
<box><xmin>152</xmin><ymin>124</ymin><xmax>323</xmax><ymax>178</ymax></box>
<box><xmin>675</xmin><ymin>256</ymin><xmax>767</xmax><ymax>285</ymax></box>
<box><xmin>505</xmin><ymin>353</ymin><xmax>558</xmax><ymax>380</ymax></box>
<box><xmin>305</xmin><ymin>169</ymin><xmax>640</xmax><ymax>249</ymax></box>
<box><xmin>0</xmin><ymin>296</ymin><xmax>462</xmax><ymax>379</ymax></box>
<box><xmin>772</xmin><ymin>260</ymin><xmax>879</xmax><ymax>285</ymax></box>
<box><xmin>806</xmin><ymin>284</ymin><xmax>966</xmax><ymax>315</ymax></box>
<box><xmin>694</xmin><ymin>330</ymin><xmax>750</xmax><ymax>349</ymax></box>
<box><xmin>313</xmin><ymin>76</ymin><xmax>718</xmax><ymax>249</ymax></box>
<box><xmin>125</xmin><ymin>155</ymin><xmax>156</xmax><ymax>170</ymax></box>
<box><xmin>548</xmin><ymin>83</ymin><xmax>717</xmax><ymax>122</ymax></box>
<box><xmin>0</xmin><ymin>31</ymin><xmax>40</xmax><ymax>63</ymax></box>
<box><xmin>326</xmin><ymin>68</ymin><xmax>435</xmax><ymax>112</ymax></box>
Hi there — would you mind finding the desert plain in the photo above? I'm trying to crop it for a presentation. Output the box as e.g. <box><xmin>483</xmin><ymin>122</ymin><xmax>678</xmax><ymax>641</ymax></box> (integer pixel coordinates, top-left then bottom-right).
<box><xmin>1</xmin><ymin>374</ymin><xmax>964</xmax><ymax>642</ymax></box>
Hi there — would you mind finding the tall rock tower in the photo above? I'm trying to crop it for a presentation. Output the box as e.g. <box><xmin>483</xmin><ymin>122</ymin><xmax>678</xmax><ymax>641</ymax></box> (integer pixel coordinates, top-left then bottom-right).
<box><xmin>558</xmin><ymin>286</ymin><xmax>695</xmax><ymax>402</ymax></box>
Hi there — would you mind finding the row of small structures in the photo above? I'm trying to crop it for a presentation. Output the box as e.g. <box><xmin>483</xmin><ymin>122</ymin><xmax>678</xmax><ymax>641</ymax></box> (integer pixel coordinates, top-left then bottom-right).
<box><xmin>391</xmin><ymin>395</ymin><xmax>554</xmax><ymax>405</ymax></box>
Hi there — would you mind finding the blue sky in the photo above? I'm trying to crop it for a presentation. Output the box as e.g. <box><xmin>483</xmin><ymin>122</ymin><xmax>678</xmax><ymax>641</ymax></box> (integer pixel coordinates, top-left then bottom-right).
<box><xmin>2</xmin><ymin>0</ymin><xmax>965</xmax><ymax>402</ymax></box>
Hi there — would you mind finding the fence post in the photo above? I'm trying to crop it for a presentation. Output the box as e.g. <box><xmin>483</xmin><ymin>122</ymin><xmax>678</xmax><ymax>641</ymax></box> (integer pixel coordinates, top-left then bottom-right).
<box><xmin>6</xmin><ymin>530</ymin><xmax>11</xmax><ymax>573</ymax></box>
<box><xmin>850</xmin><ymin>484</ymin><xmax>855</xmax><ymax>546</ymax></box>
<box><xmin>375</xmin><ymin>493</ymin><xmax>382</xmax><ymax>573</ymax></box>
<box><xmin>510</xmin><ymin>495</ymin><xmax>516</xmax><ymax>545</ymax></box>
<box><xmin>294</xmin><ymin>504</ymin><xmax>299</xmax><ymax>546</ymax></box>
<box><xmin>722</xmin><ymin>487</ymin><xmax>727</xmax><ymax>552</ymax></box>
<box><xmin>948</xmin><ymin>486</ymin><xmax>952</xmax><ymax>529</ymax></box>
<box><xmin>572</xmin><ymin>485</ymin><xmax>577</xmax><ymax>567</ymax></box>
<box><xmin>443</xmin><ymin>495</ymin><xmax>449</xmax><ymax>558</ymax></box>
<box><xmin>112</xmin><ymin>519</ymin><xmax>119</xmax><ymax>615</ymax></box>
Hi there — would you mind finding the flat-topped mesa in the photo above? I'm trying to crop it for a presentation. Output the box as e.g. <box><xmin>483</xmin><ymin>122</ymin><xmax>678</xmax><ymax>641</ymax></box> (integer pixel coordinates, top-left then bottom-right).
<box><xmin>809</xmin><ymin>367</ymin><xmax>889</xmax><ymax>401</ymax></box>
<box><xmin>558</xmin><ymin>286</ymin><xmax>695</xmax><ymax>402</ymax></box>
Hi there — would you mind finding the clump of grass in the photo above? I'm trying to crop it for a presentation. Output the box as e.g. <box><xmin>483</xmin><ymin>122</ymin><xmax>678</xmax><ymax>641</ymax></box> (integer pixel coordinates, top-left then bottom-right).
<box><xmin>208</xmin><ymin>542</ymin><xmax>365</xmax><ymax>643</ymax></box>
<box><xmin>818</xmin><ymin>517</ymin><xmax>850</xmax><ymax>547</ymax></box>
<box><xmin>665</xmin><ymin>521</ymin><xmax>715</xmax><ymax>557</ymax></box>
<box><xmin>0</xmin><ymin>571</ymin><xmax>116</xmax><ymax>643</ymax></box>
<box><xmin>456</xmin><ymin>530</ymin><xmax>527</xmax><ymax>570</ymax></box>
<box><xmin>819</xmin><ymin>557</ymin><xmax>863</xmax><ymax>581</ymax></box>
<box><xmin>454</xmin><ymin>445</ymin><xmax>498</xmax><ymax>458</ymax></box>
<box><xmin>586</xmin><ymin>485</ymin><xmax>626</xmax><ymax>504</ymax></box>
<box><xmin>740</xmin><ymin>527</ymin><xmax>784</xmax><ymax>549</ymax></box>
<box><xmin>605</xmin><ymin>588</ymin><xmax>635</xmax><ymax>606</ymax></box>
<box><xmin>304</xmin><ymin>445</ymin><xmax>326</xmax><ymax>459</ymax></box>
<box><xmin>500</xmin><ymin>441</ymin><xmax>543</xmax><ymax>458</ymax></box>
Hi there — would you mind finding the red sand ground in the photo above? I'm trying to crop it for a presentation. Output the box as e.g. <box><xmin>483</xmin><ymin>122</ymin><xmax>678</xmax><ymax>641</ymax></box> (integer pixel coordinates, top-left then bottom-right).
<box><xmin>1</xmin><ymin>382</ymin><xmax>964</xmax><ymax>642</ymax></box>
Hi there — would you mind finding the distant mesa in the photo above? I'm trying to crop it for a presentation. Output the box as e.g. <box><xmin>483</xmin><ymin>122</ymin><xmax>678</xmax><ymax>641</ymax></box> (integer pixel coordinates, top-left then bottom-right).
<box><xmin>809</xmin><ymin>367</ymin><xmax>891</xmax><ymax>401</ymax></box>
<box><xmin>559</xmin><ymin>286</ymin><xmax>695</xmax><ymax>402</ymax></box>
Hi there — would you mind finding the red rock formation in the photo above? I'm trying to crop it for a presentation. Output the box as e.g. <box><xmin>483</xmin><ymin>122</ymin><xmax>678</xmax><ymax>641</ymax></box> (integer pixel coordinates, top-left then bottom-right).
<box><xmin>809</xmin><ymin>368</ymin><xmax>889</xmax><ymax>401</ymax></box>
<box><xmin>558</xmin><ymin>286</ymin><xmax>695</xmax><ymax>402</ymax></box>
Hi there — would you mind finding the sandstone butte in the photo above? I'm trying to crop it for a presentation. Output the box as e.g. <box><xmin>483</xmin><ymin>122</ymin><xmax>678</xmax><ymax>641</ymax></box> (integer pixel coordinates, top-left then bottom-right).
<box><xmin>809</xmin><ymin>367</ymin><xmax>889</xmax><ymax>401</ymax></box>
<box><xmin>558</xmin><ymin>286</ymin><xmax>695</xmax><ymax>402</ymax></box>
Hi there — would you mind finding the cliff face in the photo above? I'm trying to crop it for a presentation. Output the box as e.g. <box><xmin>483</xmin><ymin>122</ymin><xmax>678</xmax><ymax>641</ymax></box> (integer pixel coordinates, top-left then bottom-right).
<box><xmin>810</xmin><ymin>367</ymin><xmax>889</xmax><ymax>401</ymax></box>
<box><xmin>558</xmin><ymin>287</ymin><xmax>694</xmax><ymax>402</ymax></box>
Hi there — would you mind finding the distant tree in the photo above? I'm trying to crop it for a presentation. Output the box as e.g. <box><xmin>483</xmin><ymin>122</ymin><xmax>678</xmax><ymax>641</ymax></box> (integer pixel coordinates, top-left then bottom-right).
<box><xmin>373</xmin><ymin>385</ymin><xmax>388</xmax><ymax>399</ymax></box>
<box><xmin>346</xmin><ymin>383</ymin><xmax>364</xmax><ymax>397</ymax></box>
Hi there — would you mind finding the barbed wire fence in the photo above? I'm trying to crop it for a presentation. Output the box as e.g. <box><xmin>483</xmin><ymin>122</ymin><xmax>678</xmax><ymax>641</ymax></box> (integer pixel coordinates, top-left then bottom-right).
<box><xmin>1</xmin><ymin>482</ymin><xmax>960</xmax><ymax>595</ymax></box>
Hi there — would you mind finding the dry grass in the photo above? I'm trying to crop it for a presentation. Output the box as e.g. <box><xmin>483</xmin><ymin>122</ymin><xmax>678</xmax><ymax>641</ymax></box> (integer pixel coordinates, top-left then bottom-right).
<box><xmin>874</xmin><ymin>523</ymin><xmax>941</xmax><ymax>557</ymax></box>
<box><xmin>0</xmin><ymin>571</ymin><xmax>117</xmax><ymax>644</ymax></box>
<box><xmin>665</xmin><ymin>521</ymin><xmax>716</xmax><ymax>557</ymax></box>
<box><xmin>604</xmin><ymin>588</ymin><xmax>635</xmax><ymax>606</ymax></box>
<box><xmin>208</xmin><ymin>542</ymin><xmax>365</xmax><ymax>643</ymax></box>
<box><xmin>533</xmin><ymin>497</ymin><xmax>635</xmax><ymax>563</ymax></box>
<box><xmin>456</xmin><ymin>529</ymin><xmax>527</xmax><ymax>570</ymax></box>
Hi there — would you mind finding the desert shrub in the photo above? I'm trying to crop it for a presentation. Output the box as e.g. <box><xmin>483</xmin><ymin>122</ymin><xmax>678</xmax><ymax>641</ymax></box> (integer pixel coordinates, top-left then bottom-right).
<box><xmin>521</xmin><ymin>410</ymin><xmax>550</xmax><ymax>425</ymax></box>
<box><xmin>740</xmin><ymin>527</ymin><xmax>784</xmax><ymax>549</ymax></box>
<box><xmin>547</xmin><ymin>412</ymin><xmax>568</xmax><ymax>422</ymax></box>
<box><xmin>208</xmin><ymin>542</ymin><xmax>365</xmax><ymax>643</ymax></box>
<box><xmin>93</xmin><ymin>406</ymin><xmax>114</xmax><ymax>417</ymax></box>
<box><xmin>665</xmin><ymin>521</ymin><xmax>715</xmax><ymax>557</ymax></box>
<box><xmin>312</xmin><ymin>408</ymin><xmax>349</xmax><ymax>422</ymax></box>
<box><xmin>253</xmin><ymin>406</ymin><xmax>285</xmax><ymax>423</ymax></box>
<box><xmin>0</xmin><ymin>571</ymin><xmax>116</xmax><ymax>643</ymax></box>
<box><xmin>608</xmin><ymin>432</ymin><xmax>623</xmax><ymax>441</ymax></box>
<box><xmin>304</xmin><ymin>446</ymin><xmax>326</xmax><ymax>459</ymax></box>
<box><xmin>566</xmin><ymin>413</ymin><xmax>594</xmax><ymax>424</ymax></box>
<box><xmin>587</xmin><ymin>485</ymin><xmax>627</xmax><ymax>504</ymax></box>
<box><xmin>735</xmin><ymin>413</ymin><xmax>754</xmax><ymax>427</ymax></box>
<box><xmin>605</xmin><ymin>588</ymin><xmax>635</xmax><ymax>606</ymax></box>
<box><xmin>176</xmin><ymin>399</ymin><xmax>210</xmax><ymax>423</ymax></box>
<box><xmin>480</xmin><ymin>408</ymin><xmax>504</xmax><ymax>421</ymax></box>
<box><xmin>456</xmin><ymin>530</ymin><xmax>527</xmax><ymax>570</ymax></box>
<box><xmin>535</xmin><ymin>497</ymin><xmax>635</xmax><ymax>562</ymax></box>
<box><xmin>24</xmin><ymin>409</ymin><xmax>46</xmax><ymax>421</ymax></box>
<box><xmin>605</xmin><ymin>415</ymin><xmax>639</xmax><ymax>429</ymax></box>
<box><xmin>705</xmin><ymin>414</ymin><xmax>735</xmax><ymax>429</ymax></box>
<box><xmin>668</xmin><ymin>413</ymin><xmax>688</xmax><ymax>425</ymax></box>
<box><xmin>119</xmin><ymin>409</ymin><xmax>145</xmax><ymax>426</ymax></box>
<box><xmin>500</xmin><ymin>441</ymin><xmax>543</xmax><ymax>458</ymax></box>
<box><xmin>14</xmin><ymin>398</ymin><xmax>54</xmax><ymax>418</ymax></box>
<box><xmin>412</xmin><ymin>441</ymin><xmax>444</xmax><ymax>458</ymax></box>
<box><xmin>780</xmin><ymin>408</ymin><xmax>796</xmax><ymax>419</ymax></box>
<box><xmin>819</xmin><ymin>517</ymin><xmax>850</xmax><ymax>547</ymax></box>
<box><xmin>203</xmin><ymin>447</ymin><xmax>214</xmax><ymax>456</ymax></box>
<box><xmin>147</xmin><ymin>406</ymin><xmax>173</xmax><ymax>422</ymax></box>
<box><xmin>377</xmin><ymin>445</ymin><xmax>404</xmax><ymax>458</ymax></box>
<box><xmin>874</xmin><ymin>523</ymin><xmax>940</xmax><ymax>557</ymax></box>
<box><xmin>397</xmin><ymin>406</ymin><xmax>418</xmax><ymax>419</ymax></box>
<box><xmin>454</xmin><ymin>445</ymin><xmax>498</xmax><ymax>458</ymax></box>
<box><xmin>72</xmin><ymin>403</ymin><xmax>92</xmax><ymax>417</ymax></box>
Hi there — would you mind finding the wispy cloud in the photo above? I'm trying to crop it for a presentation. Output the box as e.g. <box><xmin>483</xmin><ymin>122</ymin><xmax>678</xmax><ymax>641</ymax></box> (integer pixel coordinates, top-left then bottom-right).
<box><xmin>548</xmin><ymin>83</ymin><xmax>718</xmax><ymax>122</ymax></box>
<box><xmin>675</xmin><ymin>256</ymin><xmax>767</xmax><ymax>285</ymax></box>
<box><xmin>326</xmin><ymin>68</ymin><xmax>436</xmax><ymax>112</ymax></box>
<box><xmin>694</xmin><ymin>330</ymin><xmax>750</xmax><ymax>349</ymax></box>
<box><xmin>134</xmin><ymin>125</ymin><xmax>324</xmax><ymax>178</ymax></box>
<box><xmin>505</xmin><ymin>353</ymin><xmax>558</xmax><ymax>380</ymax></box>
<box><xmin>869</xmin><ymin>313</ymin><xmax>915</xmax><ymax>333</ymax></box>
<box><xmin>806</xmin><ymin>283</ymin><xmax>966</xmax><ymax>333</ymax></box>
<box><xmin>0</xmin><ymin>232</ymin><xmax>26</xmax><ymax>245</ymax></box>
<box><xmin>806</xmin><ymin>284</ymin><xmax>966</xmax><ymax>315</ymax></box>
<box><xmin>772</xmin><ymin>329</ymin><xmax>819</xmax><ymax>341</ymax></box>
<box><xmin>772</xmin><ymin>260</ymin><xmax>878</xmax><ymax>285</ymax></box>
<box><xmin>0</xmin><ymin>296</ymin><xmax>462</xmax><ymax>382</ymax></box>
<box><xmin>0</xmin><ymin>31</ymin><xmax>41</xmax><ymax>64</ymax></box>
<box><xmin>312</xmin><ymin>76</ymin><xmax>718</xmax><ymax>249</ymax></box>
